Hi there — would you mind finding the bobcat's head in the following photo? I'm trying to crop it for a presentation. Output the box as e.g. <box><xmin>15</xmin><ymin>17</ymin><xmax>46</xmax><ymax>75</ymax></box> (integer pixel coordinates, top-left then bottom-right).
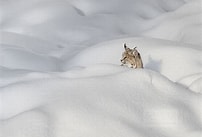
<box><xmin>121</xmin><ymin>43</ymin><xmax>136</xmax><ymax>63</ymax></box>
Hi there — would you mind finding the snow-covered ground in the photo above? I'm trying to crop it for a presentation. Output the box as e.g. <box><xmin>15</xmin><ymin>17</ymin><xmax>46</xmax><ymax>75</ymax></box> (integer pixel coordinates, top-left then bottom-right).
<box><xmin>0</xmin><ymin>0</ymin><xmax>202</xmax><ymax>137</ymax></box>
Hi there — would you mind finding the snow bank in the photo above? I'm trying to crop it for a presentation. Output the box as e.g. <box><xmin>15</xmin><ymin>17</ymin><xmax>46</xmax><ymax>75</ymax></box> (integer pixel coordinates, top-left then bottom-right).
<box><xmin>143</xmin><ymin>0</ymin><xmax>202</xmax><ymax>47</ymax></box>
<box><xmin>0</xmin><ymin>44</ymin><xmax>59</xmax><ymax>71</ymax></box>
<box><xmin>1</xmin><ymin>67</ymin><xmax>202</xmax><ymax>137</ymax></box>
<box><xmin>65</xmin><ymin>38</ymin><xmax>202</xmax><ymax>82</ymax></box>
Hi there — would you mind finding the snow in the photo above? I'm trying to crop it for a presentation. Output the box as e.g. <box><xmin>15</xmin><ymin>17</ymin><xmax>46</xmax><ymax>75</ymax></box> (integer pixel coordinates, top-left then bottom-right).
<box><xmin>142</xmin><ymin>0</ymin><xmax>202</xmax><ymax>47</ymax></box>
<box><xmin>0</xmin><ymin>0</ymin><xmax>202</xmax><ymax>137</ymax></box>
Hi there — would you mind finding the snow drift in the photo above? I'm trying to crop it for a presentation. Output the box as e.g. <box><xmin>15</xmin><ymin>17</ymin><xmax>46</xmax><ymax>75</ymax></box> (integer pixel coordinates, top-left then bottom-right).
<box><xmin>0</xmin><ymin>0</ymin><xmax>202</xmax><ymax>137</ymax></box>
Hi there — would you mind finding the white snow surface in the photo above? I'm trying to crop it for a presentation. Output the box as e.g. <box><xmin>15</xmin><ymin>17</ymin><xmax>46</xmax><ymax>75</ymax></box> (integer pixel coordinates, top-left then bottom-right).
<box><xmin>0</xmin><ymin>0</ymin><xmax>202</xmax><ymax>137</ymax></box>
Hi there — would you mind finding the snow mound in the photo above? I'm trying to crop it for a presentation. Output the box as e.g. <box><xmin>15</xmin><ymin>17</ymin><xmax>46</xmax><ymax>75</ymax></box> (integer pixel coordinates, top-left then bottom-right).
<box><xmin>65</xmin><ymin>37</ymin><xmax>202</xmax><ymax>81</ymax></box>
<box><xmin>1</xmin><ymin>67</ymin><xmax>202</xmax><ymax>137</ymax></box>
<box><xmin>0</xmin><ymin>43</ymin><xmax>59</xmax><ymax>71</ymax></box>
<box><xmin>0</xmin><ymin>31</ymin><xmax>60</xmax><ymax>55</ymax></box>
<box><xmin>143</xmin><ymin>0</ymin><xmax>202</xmax><ymax>47</ymax></box>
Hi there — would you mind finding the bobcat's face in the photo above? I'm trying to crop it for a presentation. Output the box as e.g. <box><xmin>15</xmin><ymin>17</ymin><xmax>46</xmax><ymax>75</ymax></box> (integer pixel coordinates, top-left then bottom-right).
<box><xmin>120</xmin><ymin>51</ymin><xmax>136</xmax><ymax>64</ymax></box>
<box><xmin>121</xmin><ymin>43</ymin><xmax>143</xmax><ymax>68</ymax></box>
<box><xmin>121</xmin><ymin>44</ymin><xmax>135</xmax><ymax>64</ymax></box>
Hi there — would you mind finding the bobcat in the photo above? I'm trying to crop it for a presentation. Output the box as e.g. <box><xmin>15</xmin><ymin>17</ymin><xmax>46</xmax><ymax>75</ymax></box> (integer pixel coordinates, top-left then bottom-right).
<box><xmin>120</xmin><ymin>43</ymin><xmax>143</xmax><ymax>68</ymax></box>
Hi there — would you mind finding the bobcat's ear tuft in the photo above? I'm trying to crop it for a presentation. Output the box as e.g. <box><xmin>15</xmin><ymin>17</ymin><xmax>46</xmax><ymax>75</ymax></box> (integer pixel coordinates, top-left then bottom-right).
<box><xmin>133</xmin><ymin>47</ymin><xmax>137</xmax><ymax>50</ymax></box>
<box><xmin>124</xmin><ymin>43</ymin><xmax>127</xmax><ymax>49</ymax></box>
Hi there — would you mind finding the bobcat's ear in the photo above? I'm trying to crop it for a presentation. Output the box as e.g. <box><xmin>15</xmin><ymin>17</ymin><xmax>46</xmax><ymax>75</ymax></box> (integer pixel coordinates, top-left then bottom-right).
<box><xmin>124</xmin><ymin>43</ymin><xmax>127</xmax><ymax>49</ymax></box>
<box><xmin>133</xmin><ymin>47</ymin><xmax>137</xmax><ymax>50</ymax></box>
